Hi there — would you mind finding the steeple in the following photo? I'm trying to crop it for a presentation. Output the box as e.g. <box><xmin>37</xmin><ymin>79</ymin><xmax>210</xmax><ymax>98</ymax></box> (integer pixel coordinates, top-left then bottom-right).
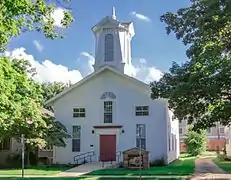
<box><xmin>112</xmin><ymin>6</ymin><xmax>116</xmax><ymax>20</ymax></box>
<box><xmin>91</xmin><ymin>8</ymin><xmax>135</xmax><ymax>73</ymax></box>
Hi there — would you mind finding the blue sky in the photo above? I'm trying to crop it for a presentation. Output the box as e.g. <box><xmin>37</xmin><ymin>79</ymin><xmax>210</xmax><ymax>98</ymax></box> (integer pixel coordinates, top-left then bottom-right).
<box><xmin>7</xmin><ymin>0</ymin><xmax>190</xmax><ymax>84</ymax></box>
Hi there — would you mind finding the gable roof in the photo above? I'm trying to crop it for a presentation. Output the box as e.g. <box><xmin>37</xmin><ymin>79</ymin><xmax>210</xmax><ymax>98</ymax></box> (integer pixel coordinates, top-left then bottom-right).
<box><xmin>45</xmin><ymin>66</ymin><xmax>151</xmax><ymax>106</ymax></box>
<box><xmin>123</xmin><ymin>147</ymin><xmax>149</xmax><ymax>154</ymax></box>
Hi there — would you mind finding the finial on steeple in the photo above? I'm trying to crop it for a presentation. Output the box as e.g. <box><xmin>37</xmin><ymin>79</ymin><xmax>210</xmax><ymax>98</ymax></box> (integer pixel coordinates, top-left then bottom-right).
<box><xmin>112</xmin><ymin>6</ymin><xmax>116</xmax><ymax>19</ymax></box>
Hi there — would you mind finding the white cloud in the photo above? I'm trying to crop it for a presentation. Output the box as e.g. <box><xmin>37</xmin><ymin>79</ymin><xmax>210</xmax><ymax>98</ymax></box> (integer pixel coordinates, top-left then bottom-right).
<box><xmin>3</xmin><ymin>48</ymin><xmax>162</xmax><ymax>85</ymax></box>
<box><xmin>78</xmin><ymin>52</ymin><xmax>162</xmax><ymax>83</ymax></box>
<box><xmin>79</xmin><ymin>52</ymin><xmax>95</xmax><ymax>74</ymax></box>
<box><xmin>33</xmin><ymin>40</ymin><xmax>43</xmax><ymax>52</ymax></box>
<box><xmin>44</xmin><ymin>7</ymin><xmax>65</xmax><ymax>28</ymax></box>
<box><xmin>125</xmin><ymin>59</ymin><xmax>163</xmax><ymax>83</ymax></box>
<box><xmin>5</xmin><ymin>48</ymin><xmax>82</xmax><ymax>84</ymax></box>
<box><xmin>130</xmin><ymin>11</ymin><xmax>151</xmax><ymax>22</ymax></box>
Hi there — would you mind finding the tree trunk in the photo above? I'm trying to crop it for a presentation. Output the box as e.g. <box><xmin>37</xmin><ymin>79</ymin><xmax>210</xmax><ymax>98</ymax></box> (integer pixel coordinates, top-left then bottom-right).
<box><xmin>216</xmin><ymin>122</ymin><xmax>220</xmax><ymax>155</ymax></box>
<box><xmin>26</xmin><ymin>145</ymin><xmax>31</xmax><ymax>167</ymax></box>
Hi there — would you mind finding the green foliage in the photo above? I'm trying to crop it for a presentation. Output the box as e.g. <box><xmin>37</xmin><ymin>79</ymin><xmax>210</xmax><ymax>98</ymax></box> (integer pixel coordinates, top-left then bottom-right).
<box><xmin>151</xmin><ymin>0</ymin><xmax>231</xmax><ymax>129</ymax></box>
<box><xmin>184</xmin><ymin>126</ymin><xmax>207</xmax><ymax>156</ymax></box>
<box><xmin>0</xmin><ymin>57</ymin><xmax>70</xmax><ymax>150</ymax></box>
<box><xmin>0</xmin><ymin>0</ymin><xmax>74</xmax><ymax>51</ymax></box>
<box><xmin>0</xmin><ymin>57</ymin><xmax>46</xmax><ymax>140</ymax></box>
<box><xmin>41</xmin><ymin>81</ymin><xmax>71</xmax><ymax>111</ymax></box>
<box><xmin>40</xmin><ymin>82</ymin><xmax>71</xmax><ymax>147</ymax></box>
<box><xmin>43</xmin><ymin>115</ymin><xmax>71</xmax><ymax>147</ymax></box>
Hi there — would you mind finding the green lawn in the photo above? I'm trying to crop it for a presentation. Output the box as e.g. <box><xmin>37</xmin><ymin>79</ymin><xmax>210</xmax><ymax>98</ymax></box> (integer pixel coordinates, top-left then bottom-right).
<box><xmin>87</xmin><ymin>156</ymin><xmax>196</xmax><ymax>176</ymax></box>
<box><xmin>0</xmin><ymin>178</ymin><xmax>180</xmax><ymax>180</ymax></box>
<box><xmin>213</xmin><ymin>156</ymin><xmax>231</xmax><ymax>173</ymax></box>
<box><xmin>0</xmin><ymin>165</ymin><xmax>70</xmax><ymax>175</ymax></box>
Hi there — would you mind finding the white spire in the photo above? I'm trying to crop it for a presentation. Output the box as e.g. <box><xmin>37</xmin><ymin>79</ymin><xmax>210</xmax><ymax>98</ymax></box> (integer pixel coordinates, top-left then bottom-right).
<box><xmin>112</xmin><ymin>6</ymin><xmax>116</xmax><ymax>19</ymax></box>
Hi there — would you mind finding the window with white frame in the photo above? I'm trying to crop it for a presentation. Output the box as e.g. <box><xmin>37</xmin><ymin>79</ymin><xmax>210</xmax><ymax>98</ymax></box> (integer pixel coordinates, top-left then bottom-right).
<box><xmin>136</xmin><ymin>124</ymin><xmax>146</xmax><ymax>150</ymax></box>
<box><xmin>105</xmin><ymin>34</ymin><xmax>114</xmax><ymax>62</ymax></box>
<box><xmin>168</xmin><ymin>134</ymin><xmax>171</xmax><ymax>151</ymax></box>
<box><xmin>175</xmin><ymin>137</ymin><xmax>177</xmax><ymax>151</ymax></box>
<box><xmin>104</xmin><ymin>101</ymin><xmax>113</xmax><ymax>123</ymax></box>
<box><xmin>172</xmin><ymin>134</ymin><xmax>174</xmax><ymax>150</ymax></box>
<box><xmin>135</xmin><ymin>106</ymin><xmax>149</xmax><ymax>116</ymax></box>
<box><xmin>73</xmin><ymin>108</ymin><xmax>85</xmax><ymax>118</ymax></box>
<box><xmin>207</xmin><ymin>128</ymin><xmax>211</xmax><ymax>133</ymax></box>
<box><xmin>72</xmin><ymin>125</ymin><xmax>81</xmax><ymax>152</ymax></box>
<box><xmin>219</xmin><ymin>127</ymin><xmax>225</xmax><ymax>134</ymax></box>
<box><xmin>0</xmin><ymin>138</ymin><xmax>10</xmax><ymax>151</ymax></box>
<box><xmin>179</xmin><ymin>128</ymin><xmax>183</xmax><ymax>134</ymax></box>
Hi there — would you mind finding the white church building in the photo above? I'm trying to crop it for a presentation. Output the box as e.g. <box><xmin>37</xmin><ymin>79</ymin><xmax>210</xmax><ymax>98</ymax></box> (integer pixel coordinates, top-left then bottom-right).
<box><xmin>46</xmin><ymin>8</ymin><xmax>179</xmax><ymax>165</ymax></box>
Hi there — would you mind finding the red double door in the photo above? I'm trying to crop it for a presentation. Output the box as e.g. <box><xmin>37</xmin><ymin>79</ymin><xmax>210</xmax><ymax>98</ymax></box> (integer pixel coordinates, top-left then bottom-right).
<box><xmin>99</xmin><ymin>135</ymin><xmax>116</xmax><ymax>161</ymax></box>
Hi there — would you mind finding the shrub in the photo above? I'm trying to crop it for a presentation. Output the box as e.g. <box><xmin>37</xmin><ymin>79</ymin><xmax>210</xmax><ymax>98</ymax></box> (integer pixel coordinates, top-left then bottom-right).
<box><xmin>6</xmin><ymin>153</ymin><xmax>21</xmax><ymax>168</ymax></box>
<box><xmin>149</xmin><ymin>157</ymin><xmax>167</xmax><ymax>167</ymax></box>
<box><xmin>184</xmin><ymin>126</ymin><xmax>207</xmax><ymax>156</ymax></box>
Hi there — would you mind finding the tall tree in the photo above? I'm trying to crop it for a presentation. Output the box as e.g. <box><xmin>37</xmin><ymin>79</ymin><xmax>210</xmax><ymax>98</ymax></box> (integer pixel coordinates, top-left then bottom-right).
<box><xmin>41</xmin><ymin>82</ymin><xmax>71</xmax><ymax>103</ymax></box>
<box><xmin>0</xmin><ymin>57</ymin><xmax>47</xmax><ymax>140</ymax></box>
<box><xmin>0</xmin><ymin>0</ymin><xmax>74</xmax><ymax>51</ymax></box>
<box><xmin>151</xmin><ymin>0</ymin><xmax>231</xmax><ymax>129</ymax></box>
<box><xmin>41</xmin><ymin>81</ymin><xmax>71</xmax><ymax>111</ymax></box>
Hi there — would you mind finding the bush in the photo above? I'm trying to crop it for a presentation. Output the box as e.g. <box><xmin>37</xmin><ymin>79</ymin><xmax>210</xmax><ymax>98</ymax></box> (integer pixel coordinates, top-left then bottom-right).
<box><xmin>6</xmin><ymin>153</ymin><xmax>21</xmax><ymax>168</ymax></box>
<box><xmin>184</xmin><ymin>126</ymin><xmax>207</xmax><ymax>156</ymax></box>
<box><xmin>149</xmin><ymin>157</ymin><xmax>167</xmax><ymax>167</ymax></box>
<box><xmin>6</xmin><ymin>151</ymin><xmax>37</xmax><ymax>168</ymax></box>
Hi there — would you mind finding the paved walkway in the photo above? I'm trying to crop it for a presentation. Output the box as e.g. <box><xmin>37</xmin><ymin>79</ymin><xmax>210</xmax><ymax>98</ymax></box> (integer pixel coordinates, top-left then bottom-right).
<box><xmin>57</xmin><ymin>161</ymin><xmax>116</xmax><ymax>177</ymax></box>
<box><xmin>190</xmin><ymin>156</ymin><xmax>231</xmax><ymax>180</ymax></box>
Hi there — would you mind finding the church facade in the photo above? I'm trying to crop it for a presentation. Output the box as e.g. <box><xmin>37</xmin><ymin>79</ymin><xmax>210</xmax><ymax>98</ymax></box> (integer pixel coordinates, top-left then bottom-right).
<box><xmin>46</xmin><ymin>8</ymin><xmax>179</xmax><ymax>165</ymax></box>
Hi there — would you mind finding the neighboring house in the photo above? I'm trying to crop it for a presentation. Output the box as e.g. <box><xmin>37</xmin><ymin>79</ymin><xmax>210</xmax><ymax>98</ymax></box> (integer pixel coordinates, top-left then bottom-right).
<box><xmin>179</xmin><ymin>120</ymin><xmax>226</xmax><ymax>152</ymax></box>
<box><xmin>225</xmin><ymin>126</ymin><xmax>231</xmax><ymax>158</ymax></box>
<box><xmin>45</xmin><ymin>8</ymin><xmax>180</xmax><ymax>165</ymax></box>
<box><xmin>0</xmin><ymin>108</ymin><xmax>55</xmax><ymax>166</ymax></box>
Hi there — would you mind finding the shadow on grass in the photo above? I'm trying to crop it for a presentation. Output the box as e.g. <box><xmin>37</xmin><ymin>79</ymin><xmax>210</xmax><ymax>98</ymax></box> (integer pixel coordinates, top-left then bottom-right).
<box><xmin>87</xmin><ymin>157</ymin><xmax>196</xmax><ymax>176</ymax></box>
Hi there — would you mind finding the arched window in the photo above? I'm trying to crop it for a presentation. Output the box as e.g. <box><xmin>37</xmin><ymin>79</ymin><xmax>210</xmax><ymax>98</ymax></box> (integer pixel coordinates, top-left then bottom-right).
<box><xmin>100</xmin><ymin>92</ymin><xmax>116</xmax><ymax>99</ymax></box>
<box><xmin>105</xmin><ymin>34</ymin><xmax>114</xmax><ymax>62</ymax></box>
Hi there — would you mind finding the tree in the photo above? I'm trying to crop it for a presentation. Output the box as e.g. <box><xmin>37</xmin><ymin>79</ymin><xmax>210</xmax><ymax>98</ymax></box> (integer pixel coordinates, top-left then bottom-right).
<box><xmin>0</xmin><ymin>0</ymin><xmax>74</xmax><ymax>51</ymax></box>
<box><xmin>151</xmin><ymin>0</ymin><xmax>231</xmax><ymax>129</ymax></box>
<box><xmin>41</xmin><ymin>81</ymin><xmax>71</xmax><ymax>110</ymax></box>
<box><xmin>0</xmin><ymin>57</ymin><xmax>71</xmax><ymax>166</ymax></box>
<box><xmin>0</xmin><ymin>57</ymin><xmax>47</xmax><ymax>139</ymax></box>
<box><xmin>184</xmin><ymin>126</ymin><xmax>207</xmax><ymax>156</ymax></box>
<box><xmin>43</xmin><ymin>115</ymin><xmax>71</xmax><ymax>147</ymax></box>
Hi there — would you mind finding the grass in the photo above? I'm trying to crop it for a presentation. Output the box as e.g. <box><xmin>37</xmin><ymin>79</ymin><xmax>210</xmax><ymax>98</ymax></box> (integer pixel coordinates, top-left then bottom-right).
<box><xmin>87</xmin><ymin>155</ymin><xmax>196</xmax><ymax>176</ymax></box>
<box><xmin>0</xmin><ymin>165</ymin><xmax>70</xmax><ymax>175</ymax></box>
<box><xmin>181</xmin><ymin>151</ymin><xmax>216</xmax><ymax>157</ymax></box>
<box><xmin>0</xmin><ymin>178</ymin><xmax>180</xmax><ymax>180</ymax></box>
<box><xmin>213</xmin><ymin>156</ymin><xmax>231</xmax><ymax>173</ymax></box>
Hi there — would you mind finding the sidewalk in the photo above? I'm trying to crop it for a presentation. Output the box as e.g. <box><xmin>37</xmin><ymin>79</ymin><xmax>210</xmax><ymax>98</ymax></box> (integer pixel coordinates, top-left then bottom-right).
<box><xmin>190</xmin><ymin>157</ymin><xmax>231</xmax><ymax>180</ymax></box>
